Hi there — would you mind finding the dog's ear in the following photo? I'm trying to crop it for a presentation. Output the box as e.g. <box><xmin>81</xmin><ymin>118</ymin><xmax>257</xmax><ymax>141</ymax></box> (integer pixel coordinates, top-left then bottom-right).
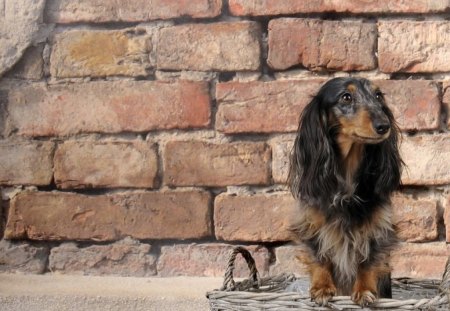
<box><xmin>375</xmin><ymin>116</ymin><xmax>403</xmax><ymax>195</ymax></box>
<box><xmin>288</xmin><ymin>96</ymin><xmax>338</xmax><ymax>202</ymax></box>
<box><xmin>363</xmin><ymin>109</ymin><xmax>403</xmax><ymax>197</ymax></box>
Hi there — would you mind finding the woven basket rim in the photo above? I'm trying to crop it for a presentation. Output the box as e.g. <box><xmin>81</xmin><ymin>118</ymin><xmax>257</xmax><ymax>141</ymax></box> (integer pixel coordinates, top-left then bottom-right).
<box><xmin>206</xmin><ymin>246</ymin><xmax>450</xmax><ymax>310</ymax></box>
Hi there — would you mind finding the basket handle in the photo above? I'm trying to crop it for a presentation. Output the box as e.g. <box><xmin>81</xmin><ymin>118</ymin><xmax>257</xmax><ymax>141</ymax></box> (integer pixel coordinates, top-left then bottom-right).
<box><xmin>220</xmin><ymin>246</ymin><xmax>261</xmax><ymax>291</ymax></box>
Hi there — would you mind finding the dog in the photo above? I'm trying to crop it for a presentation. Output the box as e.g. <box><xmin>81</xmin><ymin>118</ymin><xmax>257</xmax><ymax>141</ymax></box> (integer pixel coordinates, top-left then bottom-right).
<box><xmin>288</xmin><ymin>77</ymin><xmax>402</xmax><ymax>306</ymax></box>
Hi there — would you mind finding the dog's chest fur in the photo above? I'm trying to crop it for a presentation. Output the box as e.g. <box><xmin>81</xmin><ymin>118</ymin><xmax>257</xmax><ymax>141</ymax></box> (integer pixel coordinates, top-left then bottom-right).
<box><xmin>317</xmin><ymin>208</ymin><xmax>392</xmax><ymax>289</ymax></box>
<box><xmin>293</xmin><ymin>205</ymin><xmax>393</xmax><ymax>293</ymax></box>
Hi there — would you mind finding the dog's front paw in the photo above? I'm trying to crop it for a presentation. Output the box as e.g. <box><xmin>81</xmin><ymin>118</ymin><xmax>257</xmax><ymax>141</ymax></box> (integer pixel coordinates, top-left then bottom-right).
<box><xmin>310</xmin><ymin>284</ymin><xmax>336</xmax><ymax>306</ymax></box>
<box><xmin>351</xmin><ymin>289</ymin><xmax>376</xmax><ymax>307</ymax></box>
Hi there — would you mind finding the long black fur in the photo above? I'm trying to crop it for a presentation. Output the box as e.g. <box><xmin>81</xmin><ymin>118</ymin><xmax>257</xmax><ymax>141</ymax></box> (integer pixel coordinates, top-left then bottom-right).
<box><xmin>289</xmin><ymin>78</ymin><xmax>402</xmax><ymax>226</ymax></box>
<box><xmin>288</xmin><ymin>77</ymin><xmax>403</xmax><ymax>300</ymax></box>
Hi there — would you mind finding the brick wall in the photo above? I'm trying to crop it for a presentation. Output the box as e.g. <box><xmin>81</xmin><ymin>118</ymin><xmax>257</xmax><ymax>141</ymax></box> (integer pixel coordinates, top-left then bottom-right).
<box><xmin>1</xmin><ymin>0</ymin><xmax>449</xmax><ymax>280</ymax></box>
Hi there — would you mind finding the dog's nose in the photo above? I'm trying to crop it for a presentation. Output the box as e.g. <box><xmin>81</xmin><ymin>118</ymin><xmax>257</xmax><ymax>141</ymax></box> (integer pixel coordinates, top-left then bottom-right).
<box><xmin>373</xmin><ymin>121</ymin><xmax>390</xmax><ymax>135</ymax></box>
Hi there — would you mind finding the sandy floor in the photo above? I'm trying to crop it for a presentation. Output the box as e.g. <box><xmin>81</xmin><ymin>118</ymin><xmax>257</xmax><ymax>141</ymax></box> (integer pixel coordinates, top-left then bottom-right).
<box><xmin>0</xmin><ymin>273</ymin><xmax>224</xmax><ymax>311</ymax></box>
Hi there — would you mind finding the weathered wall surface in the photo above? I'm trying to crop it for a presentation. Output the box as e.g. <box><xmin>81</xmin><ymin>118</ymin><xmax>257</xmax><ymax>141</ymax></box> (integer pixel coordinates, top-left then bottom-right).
<box><xmin>1</xmin><ymin>0</ymin><xmax>449</xmax><ymax>280</ymax></box>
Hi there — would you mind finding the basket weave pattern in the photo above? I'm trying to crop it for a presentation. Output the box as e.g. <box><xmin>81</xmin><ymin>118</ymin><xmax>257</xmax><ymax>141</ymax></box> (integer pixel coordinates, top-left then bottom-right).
<box><xmin>207</xmin><ymin>247</ymin><xmax>450</xmax><ymax>310</ymax></box>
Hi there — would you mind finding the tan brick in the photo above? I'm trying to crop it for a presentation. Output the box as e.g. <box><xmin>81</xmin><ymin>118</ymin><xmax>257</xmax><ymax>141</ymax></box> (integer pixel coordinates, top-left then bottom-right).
<box><xmin>157</xmin><ymin>22</ymin><xmax>261</xmax><ymax>71</ymax></box>
<box><xmin>0</xmin><ymin>140</ymin><xmax>53</xmax><ymax>186</ymax></box>
<box><xmin>0</xmin><ymin>0</ymin><xmax>45</xmax><ymax>77</ymax></box>
<box><xmin>49</xmin><ymin>238</ymin><xmax>157</xmax><ymax>276</ymax></box>
<box><xmin>214</xmin><ymin>193</ymin><xmax>296</xmax><ymax>242</ymax></box>
<box><xmin>157</xmin><ymin>244</ymin><xmax>269</xmax><ymax>277</ymax></box>
<box><xmin>0</xmin><ymin>239</ymin><xmax>48</xmax><ymax>274</ymax></box>
<box><xmin>443</xmin><ymin>82</ymin><xmax>450</xmax><ymax>129</ymax></box>
<box><xmin>164</xmin><ymin>141</ymin><xmax>271</xmax><ymax>187</ymax></box>
<box><xmin>6</xmin><ymin>44</ymin><xmax>44</xmax><ymax>80</ymax></box>
<box><xmin>50</xmin><ymin>29</ymin><xmax>152</xmax><ymax>78</ymax></box>
<box><xmin>276</xmin><ymin>137</ymin><xmax>446</xmax><ymax>192</ymax></box>
<box><xmin>277</xmin><ymin>139</ymin><xmax>448</xmax><ymax>187</ymax></box>
<box><xmin>379</xmin><ymin>21</ymin><xmax>450</xmax><ymax>73</ymax></box>
<box><xmin>401</xmin><ymin>134</ymin><xmax>450</xmax><ymax>185</ymax></box>
<box><xmin>271</xmin><ymin>138</ymin><xmax>294</xmax><ymax>184</ymax></box>
<box><xmin>45</xmin><ymin>0</ymin><xmax>222</xmax><ymax>23</ymax></box>
<box><xmin>375</xmin><ymin>80</ymin><xmax>440</xmax><ymax>131</ymax></box>
<box><xmin>0</xmin><ymin>201</ymin><xmax>4</xmax><ymax>240</ymax></box>
<box><xmin>268</xmin><ymin>19</ymin><xmax>376</xmax><ymax>71</ymax></box>
<box><xmin>391</xmin><ymin>242</ymin><xmax>449</xmax><ymax>279</ymax></box>
<box><xmin>269</xmin><ymin>245</ymin><xmax>309</xmax><ymax>277</ymax></box>
<box><xmin>229</xmin><ymin>0</ymin><xmax>450</xmax><ymax>16</ymax></box>
<box><xmin>54</xmin><ymin>141</ymin><xmax>158</xmax><ymax>189</ymax></box>
<box><xmin>442</xmin><ymin>195</ymin><xmax>450</xmax><ymax>242</ymax></box>
<box><xmin>216</xmin><ymin>80</ymin><xmax>324</xmax><ymax>134</ymax></box>
<box><xmin>5</xmin><ymin>191</ymin><xmax>212</xmax><ymax>241</ymax></box>
<box><xmin>4</xmin><ymin>81</ymin><xmax>210</xmax><ymax>137</ymax></box>
<box><xmin>392</xmin><ymin>194</ymin><xmax>438</xmax><ymax>242</ymax></box>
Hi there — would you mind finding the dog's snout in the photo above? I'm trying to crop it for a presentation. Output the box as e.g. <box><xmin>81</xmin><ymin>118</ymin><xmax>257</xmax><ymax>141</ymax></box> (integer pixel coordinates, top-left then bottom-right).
<box><xmin>373</xmin><ymin>120</ymin><xmax>390</xmax><ymax>135</ymax></box>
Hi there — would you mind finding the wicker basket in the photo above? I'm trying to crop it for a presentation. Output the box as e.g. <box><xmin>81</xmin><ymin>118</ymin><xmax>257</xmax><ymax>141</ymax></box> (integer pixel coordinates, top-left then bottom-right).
<box><xmin>206</xmin><ymin>246</ymin><xmax>450</xmax><ymax>310</ymax></box>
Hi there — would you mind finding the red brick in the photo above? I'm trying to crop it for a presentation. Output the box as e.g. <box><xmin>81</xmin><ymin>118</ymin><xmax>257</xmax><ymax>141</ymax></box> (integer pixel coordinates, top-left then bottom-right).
<box><xmin>164</xmin><ymin>141</ymin><xmax>271</xmax><ymax>187</ymax></box>
<box><xmin>54</xmin><ymin>141</ymin><xmax>158</xmax><ymax>189</ymax></box>
<box><xmin>229</xmin><ymin>0</ymin><xmax>450</xmax><ymax>16</ymax></box>
<box><xmin>269</xmin><ymin>245</ymin><xmax>309</xmax><ymax>277</ymax></box>
<box><xmin>216</xmin><ymin>80</ymin><xmax>324</xmax><ymax>134</ymax></box>
<box><xmin>401</xmin><ymin>134</ymin><xmax>450</xmax><ymax>185</ymax></box>
<box><xmin>157</xmin><ymin>22</ymin><xmax>261</xmax><ymax>71</ymax></box>
<box><xmin>5</xmin><ymin>191</ymin><xmax>212</xmax><ymax>241</ymax></box>
<box><xmin>49</xmin><ymin>238</ymin><xmax>157</xmax><ymax>276</ymax></box>
<box><xmin>157</xmin><ymin>244</ymin><xmax>269</xmax><ymax>277</ymax></box>
<box><xmin>50</xmin><ymin>29</ymin><xmax>152</xmax><ymax>78</ymax></box>
<box><xmin>375</xmin><ymin>80</ymin><xmax>440</xmax><ymax>131</ymax></box>
<box><xmin>268</xmin><ymin>19</ymin><xmax>376</xmax><ymax>71</ymax></box>
<box><xmin>214</xmin><ymin>193</ymin><xmax>296</xmax><ymax>242</ymax></box>
<box><xmin>0</xmin><ymin>140</ymin><xmax>53</xmax><ymax>186</ymax></box>
<box><xmin>4</xmin><ymin>81</ymin><xmax>210</xmax><ymax>137</ymax></box>
<box><xmin>392</xmin><ymin>194</ymin><xmax>438</xmax><ymax>242</ymax></box>
<box><xmin>379</xmin><ymin>21</ymin><xmax>450</xmax><ymax>73</ymax></box>
<box><xmin>443</xmin><ymin>82</ymin><xmax>450</xmax><ymax>129</ymax></box>
<box><xmin>45</xmin><ymin>0</ymin><xmax>222</xmax><ymax>23</ymax></box>
<box><xmin>216</xmin><ymin>79</ymin><xmax>439</xmax><ymax>134</ymax></box>
<box><xmin>391</xmin><ymin>243</ymin><xmax>449</xmax><ymax>279</ymax></box>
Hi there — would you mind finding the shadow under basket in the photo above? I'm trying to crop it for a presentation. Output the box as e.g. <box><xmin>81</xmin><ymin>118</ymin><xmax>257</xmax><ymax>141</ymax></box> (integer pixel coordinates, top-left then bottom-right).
<box><xmin>206</xmin><ymin>247</ymin><xmax>450</xmax><ymax>310</ymax></box>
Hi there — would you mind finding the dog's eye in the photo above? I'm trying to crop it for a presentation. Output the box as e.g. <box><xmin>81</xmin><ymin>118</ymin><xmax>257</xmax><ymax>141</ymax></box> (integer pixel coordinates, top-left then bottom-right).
<box><xmin>342</xmin><ymin>93</ymin><xmax>352</xmax><ymax>103</ymax></box>
<box><xmin>375</xmin><ymin>91</ymin><xmax>384</xmax><ymax>100</ymax></box>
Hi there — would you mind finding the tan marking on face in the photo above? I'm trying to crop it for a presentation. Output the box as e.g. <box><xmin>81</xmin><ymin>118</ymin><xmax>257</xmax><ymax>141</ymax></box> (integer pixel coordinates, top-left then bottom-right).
<box><xmin>339</xmin><ymin>109</ymin><xmax>377</xmax><ymax>138</ymax></box>
<box><xmin>347</xmin><ymin>84</ymin><xmax>357</xmax><ymax>93</ymax></box>
<box><xmin>357</xmin><ymin>109</ymin><xmax>378</xmax><ymax>137</ymax></box>
<box><xmin>336</xmin><ymin>108</ymin><xmax>390</xmax><ymax>182</ymax></box>
<box><xmin>370</xmin><ymin>83</ymin><xmax>380</xmax><ymax>93</ymax></box>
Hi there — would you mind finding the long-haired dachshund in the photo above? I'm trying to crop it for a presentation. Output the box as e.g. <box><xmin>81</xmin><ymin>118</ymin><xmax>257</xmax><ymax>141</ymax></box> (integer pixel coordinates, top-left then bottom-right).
<box><xmin>288</xmin><ymin>77</ymin><xmax>402</xmax><ymax>306</ymax></box>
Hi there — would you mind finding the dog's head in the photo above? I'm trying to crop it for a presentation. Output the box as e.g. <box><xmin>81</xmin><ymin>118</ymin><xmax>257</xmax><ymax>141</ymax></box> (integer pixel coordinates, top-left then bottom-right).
<box><xmin>288</xmin><ymin>77</ymin><xmax>402</xmax><ymax>205</ymax></box>
<box><xmin>323</xmin><ymin>78</ymin><xmax>392</xmax><ymax>144</ymax></box>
